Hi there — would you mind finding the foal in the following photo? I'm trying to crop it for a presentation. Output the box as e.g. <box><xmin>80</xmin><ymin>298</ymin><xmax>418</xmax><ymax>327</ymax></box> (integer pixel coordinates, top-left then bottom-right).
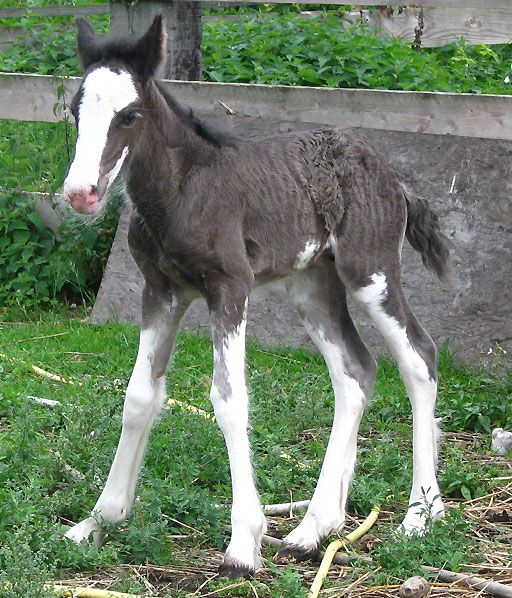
<box><xmin>64</xmin><ymin>16</ymin><xmax>449</xmax><ymax>577</ymax></box>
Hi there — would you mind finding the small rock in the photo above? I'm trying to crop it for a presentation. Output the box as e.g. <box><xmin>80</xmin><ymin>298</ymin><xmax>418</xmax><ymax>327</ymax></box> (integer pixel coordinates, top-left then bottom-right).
<box><xmin>491</xmin><ymin>428</ymin><xmax>512</xmax><ymax>455</ymax></box>
<box><xmin>399</xmin><ymin>576</ymin><xmax>430</xmax><ymax>598</ymax></box>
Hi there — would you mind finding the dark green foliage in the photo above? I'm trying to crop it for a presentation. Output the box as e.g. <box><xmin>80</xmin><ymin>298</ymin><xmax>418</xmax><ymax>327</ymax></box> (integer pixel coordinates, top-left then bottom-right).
<box><xmin>370</xmin><ymin>506</ymin><xmax>479</xmax><ymax>581</ymax></box>
<box><xmin>202</xmin><ymin>15</ymin><xmax>512</xmax><ymax>93</ymax></box>
<box><xmin>1</xmin><ymin>12</ymin><xmax>511</xmax><ymax>91</ymax></box>
<box><xmin>0</xmin><ymin>191</ymin><xmax>122</xmax><ymax>307</ymax></box>
<box><xmin>437</xmin><ymin>346</ymin><xmax>511</xmax><ymax>432</ymax></box>
<box><xmin>0</xmin><ymin>193</ymin><xmax>60</xmax><ymax>305</ymax></box>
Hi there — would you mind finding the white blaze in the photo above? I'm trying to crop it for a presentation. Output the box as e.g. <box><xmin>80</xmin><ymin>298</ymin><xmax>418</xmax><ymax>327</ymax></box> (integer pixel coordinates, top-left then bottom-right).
<box><xmin>65</xmin><ymin>67</ymin><xmax>138</xmax><ymax>193</ymax></box>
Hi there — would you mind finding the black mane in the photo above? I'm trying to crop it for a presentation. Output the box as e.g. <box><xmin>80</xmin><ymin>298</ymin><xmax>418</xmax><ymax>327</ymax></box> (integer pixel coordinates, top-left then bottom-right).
<box><xmin>154</xmin><ymin>81</ymin><xmax>237</xmax><ymax>149</ymax></box>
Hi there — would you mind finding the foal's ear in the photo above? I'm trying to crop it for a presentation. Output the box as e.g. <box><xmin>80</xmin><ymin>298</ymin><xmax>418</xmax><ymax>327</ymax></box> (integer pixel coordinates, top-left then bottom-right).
<box><xmin>132</xmin><ymin>15</ymin><xmax>167</xmax><ymax>80</ymax></box>
<box><xmin>76</xmin><ymin>18</ymin><xmax>102</xmax><ymax>69</ymax></box>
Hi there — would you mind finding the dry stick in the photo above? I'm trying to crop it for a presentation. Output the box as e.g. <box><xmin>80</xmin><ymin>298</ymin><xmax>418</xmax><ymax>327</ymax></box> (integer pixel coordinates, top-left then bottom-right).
<box><xmin>225</xmin><ymin>525</ymin><xmax>352</xmax><ymax>566</ymax></box>
<box><xmin>4</xmin><ymin>331</ymin><xmax>69</xmax><ymax>344</ymax></box>
<box><xmin>263</xmin><ymin>500</ymin><xmax>310</xmax><ymax>515</ymax></box>
<box><xmin>252</xmin><ymin>347</ymin><xmax>305</xmax><ymax>364</ymax></box>
<box><xmin>421</xmin><ymin>566</ymin><xmax>512</xmax><ymax>598</ymax></box>
<box><xmin>337</xmin><ymin>568</ymin><xmax>378</xmax><ymax>596</ymax></box>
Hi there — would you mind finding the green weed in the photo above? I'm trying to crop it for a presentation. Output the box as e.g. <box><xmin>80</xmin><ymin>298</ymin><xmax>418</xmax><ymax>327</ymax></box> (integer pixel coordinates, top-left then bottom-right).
<box><xmin>369</xmin><ymin>506</ymin><xmax>479</xmax><ymax>583</ymax></box>
<box><xmin>0</xmin><ymin>190</ymin><xmax>122</xmax><ymax>307</ymax></box>
<box><xmin>0</xmin><ymin>314</ymin><xmax>509</xmax><ymax>597</ymax></box>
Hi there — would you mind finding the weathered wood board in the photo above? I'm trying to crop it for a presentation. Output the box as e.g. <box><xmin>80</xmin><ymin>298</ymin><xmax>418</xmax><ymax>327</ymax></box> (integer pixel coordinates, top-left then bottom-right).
<box><xmin>3</xmin><ymin>73</ymin><xmax>512</xmax><ymax>141</ymax></box>
<box><xmin>0</xmin><ymin>5</ymin><xmax>109</xmax><ymax>18</ymax></box>
<box><xmin>0</xmin><ymin>0</ymin><xmax>509</xmax><ymax>17</ymax></box>
<box><xmin>90</xmin><ymin>117</ymin><xmax>512</xmax><ymax>368</ymax></box>
<box><xmin>370</xmin><ymin>7</ymin><xmax>512</xmax><ymax>47</ymax></box>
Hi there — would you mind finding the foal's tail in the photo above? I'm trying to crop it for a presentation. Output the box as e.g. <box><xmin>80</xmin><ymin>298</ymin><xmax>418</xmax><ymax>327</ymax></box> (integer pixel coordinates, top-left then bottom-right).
<box><xmin>404</xmin><ymin>191</ymin><xmax>451</xmax><ymax>284</ymax></box>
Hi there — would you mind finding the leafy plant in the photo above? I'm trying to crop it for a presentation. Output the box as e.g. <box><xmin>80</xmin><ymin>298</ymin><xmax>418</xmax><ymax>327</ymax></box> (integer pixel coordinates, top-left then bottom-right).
<box><xmin>0</xmin><ymin>191</ymin><xmax>122</xmax><ymax>307</ymax></box>
<box><xmin>0</xmin><ymin>192</ymin><xmax>62</xmax><ymax>306</ymax></box>
<box><xmin>370</xmin><ymin>505</ymin><xmax>479</xmax><ymax>581</ymax></box>
<box><xmin>267</xmin><ymin>564</ymin><xmax>308</xmax><ymax>598</ymax></box>
<box><xmin>202</xmin><ymin>15</ymin><xmax>512</xmax><ymax>93</ymax></box>
<box><xmin>0</xmin><ymin>523</ymin><xmax>56</xmax><ymax>598</ymax></box>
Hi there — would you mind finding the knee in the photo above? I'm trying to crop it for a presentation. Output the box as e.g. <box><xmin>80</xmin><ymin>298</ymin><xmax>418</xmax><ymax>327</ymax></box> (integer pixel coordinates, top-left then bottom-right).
<box><xmin>124</xmin><ymin>376</ymin><xmax>164</xmax><ymax>425</ymax></box>
<box><xmin>210</xmin><ymin>384</ymin><xmax>248</xmax><ymax>435</ymax></box>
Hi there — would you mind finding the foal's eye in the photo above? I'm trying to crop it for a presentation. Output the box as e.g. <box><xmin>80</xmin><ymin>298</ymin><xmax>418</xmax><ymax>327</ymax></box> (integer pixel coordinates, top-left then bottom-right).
<box><xmin>121</xmin><ymin>111</ymin><xmax>140</xmax><ymax>127</ymax></box>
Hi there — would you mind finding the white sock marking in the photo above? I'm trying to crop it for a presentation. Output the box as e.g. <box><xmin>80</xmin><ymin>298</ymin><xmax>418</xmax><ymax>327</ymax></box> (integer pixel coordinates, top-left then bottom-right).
<box><xmin>283</xmin><ymin>322</ymin><xmax>366</xmax><ymax>549</ymax></box>
<box><xmin>211</xmin><ymin>305</ymin><xmax>266</xmax><ymax>570</ymax></box>
<box><xmin>352</xmin><ymin>272</ymin><xmax>444</xmax><ymax>533</ymax></box>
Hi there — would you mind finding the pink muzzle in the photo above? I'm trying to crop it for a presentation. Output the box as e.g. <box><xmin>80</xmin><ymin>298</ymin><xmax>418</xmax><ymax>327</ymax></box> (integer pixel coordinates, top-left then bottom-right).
<box><xmin>65</xmin><ymin>184</ymin><xmax>101</xmax><ymax>215</ymax></box>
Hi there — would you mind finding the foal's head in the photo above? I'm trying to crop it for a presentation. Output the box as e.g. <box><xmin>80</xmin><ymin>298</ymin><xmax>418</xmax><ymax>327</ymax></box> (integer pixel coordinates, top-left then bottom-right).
<box><xmin>64</xmin><ymin>16</ymin><xmax>166</xmax><ymax>215</ymax></box>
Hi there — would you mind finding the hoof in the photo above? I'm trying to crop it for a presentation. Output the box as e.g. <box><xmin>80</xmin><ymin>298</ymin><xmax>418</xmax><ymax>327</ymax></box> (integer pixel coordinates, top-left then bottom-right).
<box><xmin>218</xmin><ymin>555</ymin><xmax>255</xmax><ymax>579</ymax></box>
<box><xmin>273</xmin><ymin>541</ymin><xmax>320</xmax><ymax>564</ymax></box>
<box><xmin>64</xmin><ymin>517</ymin><xmax>104</xmax><ymax>547</ymax></box>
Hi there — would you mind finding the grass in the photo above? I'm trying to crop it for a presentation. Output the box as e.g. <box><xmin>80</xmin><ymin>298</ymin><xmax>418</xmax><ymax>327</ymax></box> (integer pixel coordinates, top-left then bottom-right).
<box><xmin>0</xmin><ymin>308</ymin><xmax>510</xmax><ymax>597</ymax></box>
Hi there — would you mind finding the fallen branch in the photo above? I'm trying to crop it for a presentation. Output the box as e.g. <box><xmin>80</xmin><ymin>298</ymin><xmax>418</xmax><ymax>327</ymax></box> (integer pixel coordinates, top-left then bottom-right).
<box><xmin>28</xmin><ymin>395</ymin><xmax>62</xmax><ymax>407</ymax></box>
<box><xmin>5</xmin><ymin>331</ymin><xmax>69</xmax><ymax>345</ymax></box>
<box><xmin>421</xmin><ymin>565</ymin><xmax>512</xmax><ymax>598</ymax></box>
<box><xmin>49</xmin><ymin>585</ymin><xmax>139</xmax><ymax>598</ymax></box>
<box><xmin>225</xmin><ymin>526</ymin><xmax>352</xmax><ymax>566</ymax></box>
<box><xmin>167</xmin><ymin>398</ymin><xmax>216</xmax><ymax>421</ymax></box>
<box><xmin>263</xmin><ymin>500</ymin><xmax>310</xmax><ymax>515</ymax></box>
<box><xmin>0</xmin><ymin>352</ymin><xmax>81</xmax><ymax>385</ymax></box>
<box><xmin>50</xmin><ymin>450</ymin><xmax>86</xmax><ymax>481</ymax></box>
<box><xmin>309</xmin><ymin>507</ymin><xmax>380</xmax><ymax>598</ymax></box>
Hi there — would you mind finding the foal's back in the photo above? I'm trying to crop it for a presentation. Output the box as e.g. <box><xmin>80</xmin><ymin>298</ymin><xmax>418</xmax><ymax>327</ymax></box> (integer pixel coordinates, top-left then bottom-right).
<box><xmin>173</xmin><ymin>125</ymin><xmax>408</xmax><ymax>283</ymax></box>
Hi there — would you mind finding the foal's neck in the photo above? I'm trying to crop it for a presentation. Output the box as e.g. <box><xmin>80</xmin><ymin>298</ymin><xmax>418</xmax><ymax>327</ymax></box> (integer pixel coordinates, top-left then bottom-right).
<box><xmin>126</xmin><ymin>81</ymin><xmax>214</xmax><ymax>238</ymax></box>
<box><xmin>144</xmin><ymin>81</ymin><xmax>215</xmax><ymax>155</ymax></box>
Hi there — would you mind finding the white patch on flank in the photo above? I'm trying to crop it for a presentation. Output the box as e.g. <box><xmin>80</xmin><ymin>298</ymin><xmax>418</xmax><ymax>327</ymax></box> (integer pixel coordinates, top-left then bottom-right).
<box><xmin>326</xmin><ymin>234</ymin><xmax>337</xmax><ymax>252</ymax></box>
<box><xmin>351</xmin><ymin>272</ymin><xmax>444</xmax><ymax>534</ymax></box>
<box><xmin>294</xmin><ymin>239</ymin><xmax>321</xmax><ymax>270</ymax></box>
<box><xmin>65</xmin><ymin>68</ymin><xmax>138</xmax><ymax>194</ymax></box>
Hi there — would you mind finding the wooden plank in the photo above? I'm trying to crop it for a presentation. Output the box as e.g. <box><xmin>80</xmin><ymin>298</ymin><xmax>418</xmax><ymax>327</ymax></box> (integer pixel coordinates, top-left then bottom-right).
<box><xmin>370</xmin><ymin>7</ymin><xmax>512</xmax><ymax>47</ymax></box>
<box><xmin>203</xmin><ymin>9</ymin><xmax>366</xmax><ymax>24</ymax></box>
<box><xmin>0</xmin><ymin>73</ymin><xmax>80</xmax><ymax>122</ymax></box>
<box><xmin>201</xmin><ymin>0</ymin><xmax>512</xmax><ymax>8</ymax></box>
<box><xmin>165</xmin><ymin>80</ymin><xmax>512</xmax><ymax>140</ymax></box>
<box><xmin>2</xmin><ymin>72</ymin><xmax>512</xmax><ymax>141</ymax></box>
<box><xmin>0</xmin><ymin>1</ymin><xmax>508</xmax><ymax>16</ymax></box>
<box><xmin>0</xmin><ymin>4</ymin><xmax>109</xmax><ymax>18</ymax></box>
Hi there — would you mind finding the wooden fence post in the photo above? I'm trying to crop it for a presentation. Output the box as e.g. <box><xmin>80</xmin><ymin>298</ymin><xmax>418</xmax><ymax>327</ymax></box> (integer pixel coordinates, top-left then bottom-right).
<box><xmin>110</xmin><ymin>0</ymin><xmax>202</xmax><ymax>80</ymax></box>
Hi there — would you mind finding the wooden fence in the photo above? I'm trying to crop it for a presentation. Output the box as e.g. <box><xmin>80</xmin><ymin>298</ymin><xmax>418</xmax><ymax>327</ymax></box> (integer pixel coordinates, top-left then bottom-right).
<box><xmin>1</xmin><ymin>0</ymin><xmax>512</xmax><ymax>140</ymax></box>
<box><xmin>3</xmin><ymin>71</ymin><xmax>512</xmax><ymax>141</ymax></box>
<box><xmin>1</xmin><ymin>1</ymin><xmax>511</xmax><ymax>364</ymax></box>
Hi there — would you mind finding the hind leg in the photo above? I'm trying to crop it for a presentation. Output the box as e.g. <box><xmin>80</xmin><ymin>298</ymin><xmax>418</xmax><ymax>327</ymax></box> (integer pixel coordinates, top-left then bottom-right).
<box><xmin>275</xmin><ymin>260</ymin><xmax>377</xmax><ymax>562</ymax></box>
<box><xmin>343</xmin><ymin>266</ymin><xmax>444</xmax><ymax>534</ymax></box>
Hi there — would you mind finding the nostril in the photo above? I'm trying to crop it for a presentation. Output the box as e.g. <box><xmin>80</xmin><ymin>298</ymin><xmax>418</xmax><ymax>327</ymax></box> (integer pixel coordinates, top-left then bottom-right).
<box><xmin>89</xmin><ymin>184</ymin><xmax>98</xmax><ymax>195</ymax></box>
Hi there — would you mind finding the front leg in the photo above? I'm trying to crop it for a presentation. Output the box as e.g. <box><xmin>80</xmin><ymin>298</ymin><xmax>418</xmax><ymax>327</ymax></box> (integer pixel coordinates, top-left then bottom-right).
<box><xmin>65</xmin><ymin>286</ymin><xmax>190</xmax><ymax>545</ymax></box>
<box><xmin>209</xmin><ymin>291</ymin><xmax>266</xmax><ymax>578</ymax></box>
